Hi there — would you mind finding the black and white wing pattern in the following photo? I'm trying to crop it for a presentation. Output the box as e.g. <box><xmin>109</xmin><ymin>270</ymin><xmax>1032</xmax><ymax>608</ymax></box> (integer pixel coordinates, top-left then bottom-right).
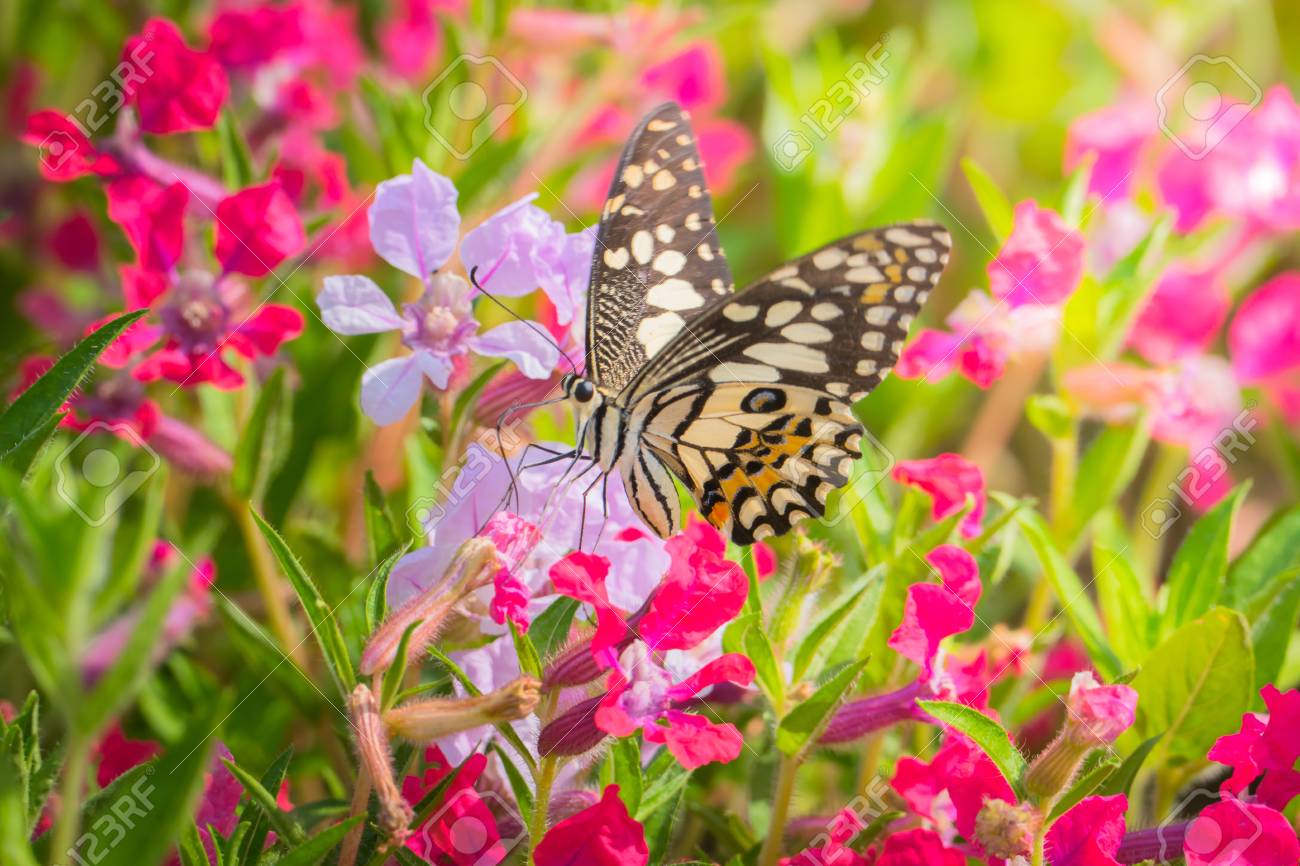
<box><xmin>584</xmin><ymin>102</ymin><xmax>734</xmax><ymax>391</ymax></box>
<box><xmin>619</xmin><ymin>222</ymin><xmax>951</xmax><ymax>544</ymax></box>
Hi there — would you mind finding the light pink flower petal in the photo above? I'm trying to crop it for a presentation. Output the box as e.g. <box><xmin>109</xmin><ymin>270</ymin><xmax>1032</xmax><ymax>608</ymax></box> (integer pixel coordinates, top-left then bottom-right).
<box><xmin>1066</xmin><ymin>671</ymin><xmax>1138</xmax><ymax>745</ymax></box>
<box><xmin>659</xmin><ymin>710</ymin><xmax>744</xmax><ymax>770</ymax></box>
<box><xmin>414</xmin><ymin>350</ymin><xmax>454</xmax><ymax>390</ymax></box>
<box><xmin>895</xmin><ymin>328</ymin><xmax>963</xmax><ymax>382</ymax></box>
<box><xmin>318</xmin><ymin>275</ymin><xmax>405</xmax><ymax>334</ymax></box>
<box><xmin>360</xmin><ymin>355</ymin><xmax>424</xmax><ymax>425</ymax></box>
<box><xmin>1131</xmin><ymin>265</ymin><xmax>1231</xmax><ymax>366</ymax></box>
<box><xmin>533</xmin><ymin>785</ymin><xmax>648</xmax><ymax>866</ymax></box>
<box><xmin>1184</xmin><ymin>801</ymin><xmax>1300</xmax><ymax>866</ymax></box>
<box><xmin>368</xmin><ymin>159</ymin><xmax>460</xmax><ymax>277</ymax></box>
<box><xmin>1064</xmin><ymin>99</ymin><xmax>1150</xmax><ymax>198</ymax></box>
<box><xmin>469</xmin><ymin>320</ymin><xmax>561</xmax><ymax>379</ymax></box>
<box><xmin>1045</xmin><ymin>794</ymin><xmax>1128</xmax><ymax>866</ymax></box>
<box><xmin>988</xmin><ymin>201</ymin><xmax>1085</xmax><ymax>307</ymax></box>
<box><xmin>1229</xmin><ymin>273</ymin><xmax>1300</xmax><ymax>383</ymax></box>
<box><xmin>460</xmin><ymin>194</ymin><xmax>560</xmax><ymax>297</ymax></box>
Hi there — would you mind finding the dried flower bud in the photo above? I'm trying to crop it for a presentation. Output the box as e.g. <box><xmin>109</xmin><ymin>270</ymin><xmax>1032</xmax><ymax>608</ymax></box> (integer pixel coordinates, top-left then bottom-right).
<box><xmin>974</xmin><ymin>798</ymin><xmax>1040</xmax><ymax>859</ymax></box>
<box><xmin>384</xmin><ymin>677</ymin><xmax>541</xmax><ymax>743</ymax></box>
<box><xmin>348</xmin><ymin>684</ymin><xmax>412</xmax><ymax>841</ymax></box>
<box><xmin>360</xmin><ymin>537</ymin><xmax>497</xmax><ymax>675</ymax></box>
<box><xmin>537</xmin><ymin>695</ymin><xmax>607</xmax><ymax>757</ymax></box>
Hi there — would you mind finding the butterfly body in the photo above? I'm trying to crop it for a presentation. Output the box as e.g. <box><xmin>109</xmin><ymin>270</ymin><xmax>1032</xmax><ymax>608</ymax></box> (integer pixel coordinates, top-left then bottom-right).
<box><xmin>570</xmin><ymin>102</ymin><xmax>952</xmax><ymax>545</ymax></box>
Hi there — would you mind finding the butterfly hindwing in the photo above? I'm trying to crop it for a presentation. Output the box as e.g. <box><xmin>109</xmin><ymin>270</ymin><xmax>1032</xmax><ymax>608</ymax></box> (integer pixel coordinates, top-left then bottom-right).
<box><xmin>585</xmin><ymin>102</ymin><xmax>734</xmax><ymax>391</ymax></box>
<box><xmin>617</xmin><ymin>221</ymin><xmax>951</xmax><ymax>544</ymax></box>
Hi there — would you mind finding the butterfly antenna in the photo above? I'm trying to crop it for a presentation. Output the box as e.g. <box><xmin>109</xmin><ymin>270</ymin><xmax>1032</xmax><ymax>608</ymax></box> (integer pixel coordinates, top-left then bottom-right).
<box><xmin>469</xmin><ymin>266</ymin><xmax>581</xmax><ymax>376</ymax></box>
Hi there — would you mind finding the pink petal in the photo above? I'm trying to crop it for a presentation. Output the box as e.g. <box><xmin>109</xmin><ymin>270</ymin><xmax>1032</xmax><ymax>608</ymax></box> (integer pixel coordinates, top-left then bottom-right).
<box><xmin>533</xmin><ymin>785</ymin><xmax>648</xmax><ymax>866</ymax></box>
<box><xmin>317</xmin><ymin>275</ymin><xmax>405</xmax><ymax>334</ymax></box>
<box><xmin>106</xmin><ymin>179</ymin><xmax>188</xmax><ymax>273</ymax></box>
<box><xmin>696</xmin><ymin>119</ymin><xmax>754</xmax><ymax>193</ymax></box>
<box><xmin>469</xmin><ymin>320</ymin><xmax>562</xmax><ymax>379</ymax></box>
<box><xmin>659</xmin><ymin>710</ymin><xmax>745</xmax><ymax>769</ymax></box>
<box><xmin>360</xmin><ymin>355</ymin><xmax>424</xmax><ymax>425</ymax></box>
<box><xmin>21</xmin><ymin>109</ymin><xmax>119</xmax><ymax>181</ymax></box>
<box><xmin>368</xmin><ymin>159</ymin><xmax>460</xmax><ymax>277</ymax></box>
<box><xmin>637</xmin><ymin>534</ymin><xmax>748</xmax><ymax>652</ymax></box>
<box><xmin>1130</xmin><ymin>265</ymin><xmax>1231</xmax><ymax>366</ymax></box>
<box><xmin>1064</xmin><ymin>99</ymin><xmax>1150</xmax><ymax>198</ymax></box>
<box><xmin>1183</xmin><ymin>801</ymin><xmax>1300</xmax><ymax>866</ymax></box>
<box><xmin>1256</xmin><ymin>768</ymin><xmax>1300</xmax><ymax>812</ymax></box>
<box><xmin>94</xmin><ymin>725</ymin><xmax>161</xmax><ymax>787</ymax></box>
<box><xmin>927</xmin><ymin>544</ymin><xmax>982</xmax><ymax>609</ymax></box>
<box><xmin>876</xmin><ymin>827</ymin><xmax>966</xmax><ymax>866</ymax></box>
<box><xmin>641</xmin><ymin>42</ymin><xmax>725</xmax><ymax>112</ymax></box>
<box><xmin>123</xmin><ymin>19</ymin><xmax>227</xmax><ymax>134</ymax></box>
<box><xmin>892</xmin><ymin>453</ymin><xmax>986</xmax><ymax>538</ymax></box>
<box><xmin>215</xmin><ymin>182</ymin><xmax>306</xmax><ymax>277</ymax></box>
<box><xmin>665</xmin><ymin>653</ymin><xmax>755</xmax><ymax>702</ymax></box>
<box><xmin>550</xmin><ymin>551</ymin><xmax>628</xmax><ymax>664</ymax></box>
<box><xmin>957</xmin><ymin>334</ymin><xmax>1009</xmax><ymax>388</ymax></box>
<box><xmin>895</xmin><ymin>328</ymin><xmax>963</xmax><ymax>382</ymax></box>
<box><xmin>1065</xmin><ymin>672</ymin><xmax>1138</xmax><ymax>745</ymax></box>
<box><xmin>460</xmin><ymin>195</ymin><xmax>561</xmax><ymax>297</ymax></box>
<box><xmin>1045</xmin><ymin>794</ymin><xmax>1128</xmax><ymax>866</ymax></box>
<box><xmin>1229</xmin><ymin>273</ymin><xmax>1300</xmax><ymax>383</ymax></box>
<box><xmin>119</xmin><ymin>265</ymin><xmax>170</xmax><ymax>309</ymax></box>
<box><xmin>227</xmin><ymin>304</ymin><xmax>304</xmax><ymax>358</ymax></box>
<box><xmin>888</xmin><ymin>582</ymin><xmax>972</xmax><ymax>676</ymax></box>
<box><xmin>988</xmin><ymin>201</ymin><xmax>1085</xmax><ymax>307</ymax></box>
<box><xmin>1258</xmin><ymin>685</ymin><xmax>1300</xmax><ymax>773</ymax></box>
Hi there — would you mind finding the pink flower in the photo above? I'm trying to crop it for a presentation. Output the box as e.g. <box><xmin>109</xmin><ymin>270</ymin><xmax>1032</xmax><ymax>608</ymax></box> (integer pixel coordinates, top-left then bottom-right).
<box><xmin>95</xmin><ymin>725</ymin><xmax>162</xmax><ymax>787</ymax></box>
<box><xmin>888</xmin><ymin>545</ymin><xmax>982</xmax><ymax>679</ymax></box>
<box><xmin>214</xmin><ymin>182</ymin><xmax>307</xmax><ymax>277</ymax></box>
<box><xmin>378</xmin><ymin>0</ymin><xmax>446</xmax><ymax>80</ymax></box>
<box><xmin>21</xmin><ymin>110</ymin><xmax>120</xmax><ymax>181</ymax></box>
<box><xmin>779</xmin><ymin>809</ymin><xmax>871</xmax><ymax>866</ymax></box>
<box><xmin>1208</xmin><ymin>685</ymin><xmax>1300</xmax><ymax>811</ymax></box>
<box><xmin>1230</xmin><ymin>273</ymin><xmax>1300</xmax><ymax>424</ymax></box>
<box><xmin>1063</xmin><ymin>672</ymin><xmax>1138</xmax><ymax>746</ymax></box>
<box><xmin>533</xmin><ymin>785</ymin><xmax>648</xmax><ymax>866</ymax></box>
<box><xmin>1183</xmin><ymin>800</ymin><xmax>1300</xmax><ymax>866</ymax></box>
<box><xmin>642</xmin><ymin>42</ymin><xmax>725</xmax><ymax>112</ymax></box>
<box><xmin>874</xmin><ymin>828</ymin><xmax>967</xmax><ymax>866</ymax></box>
<box><xmin>402</xmin><ymin>748</ymin><xmax>505</xmax><ymax>865</ymax></box>
<box><xmin>47</xmin><ymin>211</ymin><xmax>101</xmax><ymax>272</ymax></box>
<box><xmin>123</xmin><ymin>19</ymin><xmax>228</xmax><ymax>135</ymax></box>
<box><xmin>207</xmin><ymin>3</ymin><xmax>305</xmax><ymax>70</ymax></box>
<box><xmin>1064</xmin><ymin>99</ymin><xmax>1151</xmax><ymax>198</ymax></box>
<box><xmin>892</xmin><ymin>732</ymin><xmax>1015</xmax><ymax>841</ymax></box>
<box><xmin>1044</xmin><ymin>794</ymin><xmax>1128</xmax><ymax>866</ymax></box>
<box><xmin>892</xmin><ymin>453</ymin><xmax>986</xmax><ymax>538</ymax></box>
<box><xmin>1130</xmin><ymin>264</ymin><xmax>1231</xmax><ymax>366</ymax></box>
<box><xmin>106</xmin><ymin>179</ymin><xmax>189</xmax><ymax>273</ymax></box>
<box><xmin>988</xmin><ymin>201</ymin><xmax>1086</xmax><ymax>306</ymax></box>
<box><xmin>482</xmin><ymin>512</ymin><xmax>541</xmax><ymax>631</ymax></box>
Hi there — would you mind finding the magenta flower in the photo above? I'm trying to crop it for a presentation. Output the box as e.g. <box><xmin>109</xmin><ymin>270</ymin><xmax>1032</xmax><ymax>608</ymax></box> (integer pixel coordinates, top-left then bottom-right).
<box><xmin>888</xmin><ymin>545</ymin><xmax>982</xmax><ymax>679</ymax></box>
<box><xmin>318</xmin><ymin>160</ymin><xmax>587</xmax><ymax>425</ymax></box>
<box><xmin>1044</xmin><ymin>793</ymin><xmax>1128</xmax><ymax>866</ymax></box>
<box><xmin>892</xmin><ymin>453</ymin><xmax>986</xmax><ymax>538</ymax></box>
<box><xmin>1130</xmin><ymin>264</ymin><xmax>1231</xmax><ymax>366</ymax></box>
<box><xmin>989</xmin><ymin>201</ymin><xmax>1086</xmax><ymax>306</ymax></box>
<box><xmin>1183</xmin><ymin>800</ymin><xmax>1300</xmax><ymax>866</ymax></box>
<box><xmin>533</xmin><ymin>785</ymin><xmax>648</xmax><ymax>866</ymax></box>
<box><xmin>1208</xmin><ymin>685</ymin><xmax>1300</xmax><ymax>810</ymax></box>
<box><xmin>401</xmin><ymin>748</ymin><xmax>506</xmax><ymax>866</ymax></box>
<box><xmin>213</xmin><ymin>182</ymin><xmax>308</xmax><ymax>277</ymax></box>
<box><xmin>122</xmin><ymin>18</ymin><xmax>228</xmax><ymax>135</ymax></box>
<box><xmin>1064</xmin><ymin>99</ymin><xmax>1151</xmax><ymax>198</ymax></box>
<box><xmin>1229</xmin><ymin>272</ymin><xmax>1300</xmax><ymax>424</ymax></box>
<box><xmin>892</xmin><ymin>732</ymin><xmax>1016</xmax><ymax>843</ymax></box>
<box><xmin>207</xmin><ymin>3</ymin><xmax>305</xmax><ymax>71</ymax></box>
<box><xmin>21</xmin><ymin>110</ymin><xmax>120</xmax><ymax>182</ymax></box>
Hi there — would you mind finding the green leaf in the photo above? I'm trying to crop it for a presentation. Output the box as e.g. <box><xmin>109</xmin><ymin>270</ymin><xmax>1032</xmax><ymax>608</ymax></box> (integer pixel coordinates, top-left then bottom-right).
<box><xmin>233</xmin><ymin>748</ymin><xmax>294</xmax><ymax>866</ymax></box>
<box><xmin>743</xmin><ymin>625</ymin><xmax>786</xmax><ymax>712</ymax></box>
<box><xmin>490</xmin><ymin>741</ymin><xmax>533</xmax><ymax>817</ymax></box>
<box><xmin>636</xmin><ymin>748</ymin><xmax>691</xmax><ymax>820</ymax></box>
<box><xmin>1026</xmin><ymin>395</ymin><xmax>1074</xmax><ymax>441</ymax></box>
<box><xmin>273</xmin><ymin>816</ymin><xmax>362</xmax><ymax>866</ymax></box>
<box><xmin>1249</xmin><ymin>571</ymin><xmax>1300</xmax><ymax>690</ymax></box>
<box><xmin>790</xmin><ymin>573</ymin><xmax>874</xmax><ymax>683</ymax></box>
<box><xmin>960</xmin><ymin>157</ymin><xmax>1013</xmax><ymax>240</ymax></box>
<box><xmin>178</xmin><ymin>823</ymin><xmax>208</xmax><ymax>866</ymax></box>
<box><xmin>1048</xmin><ymin>754</ymin><xmax>1119</xmax><ymax>821</ymax></box>
<box><xmin>1093</xmin><ymin>524</ymin><xmax>1154</xmax><ymax>667</ymax></box>
<box><xmin>1161</xmin><ymin>485</ymin><xmax>1248</xmax><ymax>635</ymax></box>
<box><xmin>364</xmin><ymin>471</ymin><xmax>401</xmax><ymax>562</ymax></box>
<box><xmin>530</xmin><ymin>597</ymin><xmax>579</xmax><ymax>662</ymax></box>
<box><xmin>509</xmin><ymin>619</ymin><xmax>543</xmax><ymax>680</ymax></box>
<box><xmin>776</xmin><ymin>658</ymin><xmax>867</xmax><ymax>756</ymax></box>
<box><xmin>222</xmin><ymin>758</ymin><xmax>305</xmax><ymax>845</ymax></box>
<box><xmin>1065</xmin><ymin>418</ymin><xmax>1151</xmax><ymax>545</ymax></box>
<box><xmin>217</xmin><ymin>110</ymin><xmax>255</xmax><ymax>189</ymax></box>
<box><xmin>917</xmin><ymin>701</ymin><xmax>1027</xmax><ymax>797</ymax></box>
<box><xmin>1125</xmin><ymin>607</ymin><xmax>1253</xmax><ymax>761</ymax></box>
<box><xmin>1099</xmin><ymin>734</ymin><xmax>1162</xmax><ymax>798</ymax></box>
<box><xmin>611</xmin><ymin>734</ymin><xmax>644</xmax><ymax>816</ymax></box>
<box><xmin>251</xmin><ymin>508</ymin><xmax>357</xmax><ymax>696</ymax></box>
<box><xmin>0</xmin><ymin>311</ymin><xmax>147</xmax><ymax>459</ymax></box>
<box><xmin>1017</xmin><ymin>510</ymin><xmax>1122</xmax><ymax>677</ymax></box>
<box><xmin>232</xmin><ymin>368</ymin><xmax>290</xmax><ymax>502</ymax></box>
<box><xmin>365</xmin><ymin>542</ymin><xmax>412</xmax><ymax>636</ymax></box>
<box><xmin>381</xmin><ymin>620</ymin><xmax>422</xmax><ymax>712</ymax></box>
<box><xmin>0</xmin><ymin>411</ymin><xmax>63</xmax><ymax>480</ymax></box>
<box><xmin>1226</xmin><ymin>504</ymin><xmax>1300</xmax><ymax>609</ymax></box>
<box><xmin>0</xmin><ymin>751</ymin><xmax>39</xmax><ymax>866</ymax></box>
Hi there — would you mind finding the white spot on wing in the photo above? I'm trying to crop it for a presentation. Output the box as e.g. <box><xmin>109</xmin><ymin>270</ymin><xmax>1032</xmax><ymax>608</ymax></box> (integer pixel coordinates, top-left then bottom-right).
<box><xmin>811</xmin><ymin>302</ymin><xmax>843</xmax><ymax>321</ymax></box>
<box><xmin>813</xmin><ymin>247</ymin><xmax>848</xmax><ymax>270</ymax></box>
<box><xmin>646</xmin><ymin>279</ymin><xmax>705</xmax><ymax>311</ymax></box>
<box><xmin>637</xmin><ymin>312</ymin><xmax>686</xmax><ymax>357</ymax></box>
<box><xmin>631</xmin><ymin>230</ymin><xmax>654</xmax><ymax>264</ymax></box>
<box><xmin>764</xmin><ymin>300</ymin><xmax>803</xmax><ymax>327</ymax></box>
<box><xmin>744</xmin><ymin>342</ymin><xmax>829</xmax><ymax>373</ymax></box>
<box><xmin>782</xmin><ymin>322</ymin><xmax>833</xmax><ymax>344</ymax></box>
<box><xmin>653</xmin><ymin>250</ymin><xmax>687</xmax><ymax>276</ymax></box>
<box><xmin>723</xmin><ymin>303</ymin><xmax>760</xmax><ymax>322</ymax></box>
<box><xmin>603</xmin><ymin>247</ymin><xmax>629</xmax><ymax>269</ymax></box>
<box><xmin>708</xmin><ymin>363</ymin><xmax>781</xmax><ymax>383</ymax></box>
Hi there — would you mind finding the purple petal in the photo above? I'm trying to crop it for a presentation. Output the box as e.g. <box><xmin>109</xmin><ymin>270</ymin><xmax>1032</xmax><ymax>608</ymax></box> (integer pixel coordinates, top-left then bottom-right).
<box><xmin>414</xmin><ymin>350</ymin><xmax>454</xmax><ymax>389</ymax></box>
<box><xmin>535</xmin><ymin>227</ymin><xmax>596</xmax><ymax>327</ymax></box>
<box><xmin>360</xmin><ymin>355</ymin><xmax>424</xmax><ymax>425</ymax></box>
<box><xmin>470</xmin><ymin>321</ymin><xmax>561</xmax><ymax>379</ymax></box>
<box><xmin>460</xmin><ymin>194</ymin><xmax>562</xmax><ymax>297</ymax></box>
<box><xmin>318</xmin><ymin>275</ymin><xmax>405</xmax><ymax>334</ymax></box>
<box><xmin>368</xmin><ymin>159</ymin><xmax>459</xmax><ymax>277</ymax></box>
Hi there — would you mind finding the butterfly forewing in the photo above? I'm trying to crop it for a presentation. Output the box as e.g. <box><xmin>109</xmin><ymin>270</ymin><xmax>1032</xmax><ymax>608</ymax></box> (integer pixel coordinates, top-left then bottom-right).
<box><xmin>584</xmin><ymin>102</ymin><xmax>734</xmax><ymax>391</ymax></box>
<box><xmin>618</xmin><ymin>221</ymin><xmax>952</xmax><ymax>543</ymax></box>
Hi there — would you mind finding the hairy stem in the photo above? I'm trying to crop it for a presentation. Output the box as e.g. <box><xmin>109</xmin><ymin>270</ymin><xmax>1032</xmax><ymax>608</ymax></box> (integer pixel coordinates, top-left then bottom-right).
<box><xmin>48</xmin><ymin>735</ymin><xmax>88</xmax><ymax>866</ymax></box>
<box><xmin>758</xmin><ymin>754</ymin><xmax>800</xmax><ymax>866</ymax></box>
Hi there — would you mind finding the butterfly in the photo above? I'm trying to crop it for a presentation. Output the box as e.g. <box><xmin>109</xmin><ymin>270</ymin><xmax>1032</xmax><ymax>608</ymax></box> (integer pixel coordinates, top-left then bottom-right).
<box><xmin>560</xmin><ymin>101</ymin><xmax>951</xmax><ymax>545</ymax></box>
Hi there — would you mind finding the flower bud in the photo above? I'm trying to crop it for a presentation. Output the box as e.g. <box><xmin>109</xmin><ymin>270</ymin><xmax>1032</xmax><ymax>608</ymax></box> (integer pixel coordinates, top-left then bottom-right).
<box><xmin>973</xmin><ymin>798</ymin><xmax>1040</xmax><ymax>860</ymax></box>
<box><xmin>360</xmin><ymin>537</ymin><xmax>497</xmax><ymax>675</ymax></box>
<box><xmin>537</xmin><ymin>695</ymin><xmax>607</xmax><ymax>757</ymax></box>
<box><xmin>384</xmin><ymin>677</ymin><xmax>541</xmax><ymax>743</ymax></box>
<box><xmin>1024</xmin><ymin>672</ymin><xmax>1138</xmax><ymax>804</ymax></box>
<box><xmin>348</xmin><ymin>684</ymin><xmax>412</xmax><ymax>841</ymax></box>
<box><xmin>149</xmin><ymin>416</ymin><xmax>233</xmax><ymax>477</ymax></box>
<box><xmin>819</xmin><ymin>681</ymin><xmax>928</xmax><ymax>745</ymax></box>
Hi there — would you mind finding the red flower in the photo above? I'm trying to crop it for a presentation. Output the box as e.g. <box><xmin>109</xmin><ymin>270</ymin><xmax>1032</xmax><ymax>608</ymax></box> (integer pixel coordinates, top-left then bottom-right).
<box><xmin>1208</xmin><ymin>685</ymin><xmax>1300</xmax><ymax>810</ymax></box>
<box><xmin>214</xmin><ymin>182</ymin><xmax>307</xmax><ymax>277</ymax></box>
<box><xmin>94</xmin><ymin>725</ymin><xmax>162</xmax><ymax>787</ymax></box>
<box><xmin>533</xmin><ymin>785</ymin><xmax>648</xmax><ymax>866</ymax></box>
<box><xmin>874</xmin><ymin>827</ymin><xmax>966</xmax><ymax>866</ymax></box>
<box><xmin>47</xmin><ymin>211</ymin><xmax>101</xmax><ymax>272</ymax></box>
<box><xmin>892</xmin><ymin>732</ymin><xmax>1015</xmax><ymax>841</ymax></box>
<box><xmin>892</xmin><ymin>453</ymin><xmax>986</xmax><ymax>539</ymax></box>
<box><xmin>21</xmin><ymin>110</ymin><xmax>120</xmax><ymax>181</ymax></box>
<box><xmin>123</xmin><ymin>18</ymin><xmax>228</xmax><ymax>134</ymax></box>
<box><xmin>106</xmin><ymin>179</ymin><xmax>188</xmax><ymax>273</ymax></box>
<box><xmin>888</xmin><ymin>545</ymin><xmax>982</xmax><ymax>679</ymax></box>
<box><xmin>207</xmin><ymin>3</ymin><xmax>305</xmax><ymax>70</ymax></box>
<box><xmin>1183</xmin><ymin>800</ymin><xmax>1300</xmax><ymax>866</ymax></box>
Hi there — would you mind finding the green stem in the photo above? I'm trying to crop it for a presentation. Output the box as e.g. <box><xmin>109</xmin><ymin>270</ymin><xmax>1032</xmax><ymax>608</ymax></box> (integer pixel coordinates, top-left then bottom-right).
<box><xmin>48</xmin><ymin>735</ymin><xmax>88</xmax><ymax>866</ymax></box>
<box><xmin>758</xmin><ymin>754</ymin><xmax>799</xmax><ymax>866</ymax></box>
<box><xmin>1130</xmin><ymin>444</ymin><xmax>1187</xmax><ymax>581</ymax></box>
<box><xmin>230</xmin><ymin>497</ymin><xmax>303</xmax><ymax>663</ymax></box>
<box><xmin>528</xmin><ymin>690</ymin><xmax>562</xmax><ymax>863</ymax></box>
<box><xmin>1031</xmin><ymin>826</ymin><xmax>1046</xmax><ymax>866</ymax></box>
